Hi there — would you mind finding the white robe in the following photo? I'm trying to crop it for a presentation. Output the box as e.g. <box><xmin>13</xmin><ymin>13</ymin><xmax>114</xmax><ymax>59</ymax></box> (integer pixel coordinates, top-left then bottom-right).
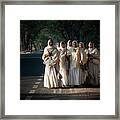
<box><xmin>66</xmin><ymin>46</ymin><xmax>73</xmax><ymax>85</ymax></box>
<box><xmin>59</xmin><ymin>48</ymin><xmax>68</xmax><ymax>86</ymax></box>
<box><xmin>69</xmin><ymin>47</ymin><xmax>80</xmax><ymax>86</ymax></box>
<box><xmin>42</xmin><ymin>46</ymin><xmax>59</xmax><ymax>88</ymax></box>
<box><xmin>87</xmin><ymin>48</ymin><xmax>100</xmax><ymax>85</ymax></box>
<box><xmin>79</xmin><ymin>48</ymin><xmax>88</xmax><ymax>85</ymax></box>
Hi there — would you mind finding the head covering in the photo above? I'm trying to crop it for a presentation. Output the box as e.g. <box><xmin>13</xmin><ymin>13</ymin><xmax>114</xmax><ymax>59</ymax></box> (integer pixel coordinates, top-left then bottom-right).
<box><xmin>88</xmin><ymin>41</ymin><xmax>94</xmax><ymax>48</ymax></box>
<box><xmin>47</xmin><ymin>38</ymin><xmax>53</xmax><ymax>48</ymax></box>
<box><xmin>79</xmin><ymin>42</ymin><xmax>84</xmax><ymax>48</ymax></box>
<box><xmin>72</xmin><ymin>40</ymin><xmax>78</xmax><ymax>47</ymax></box>
<box><xmin>67</xmin><ymin>40</ymin><xmax>72</xmax><ymax>47</ymax></box>
<box><xmin>60</xmin><ymin>41</ymin><xmax>66</xmax><ymax>51</ymax></box>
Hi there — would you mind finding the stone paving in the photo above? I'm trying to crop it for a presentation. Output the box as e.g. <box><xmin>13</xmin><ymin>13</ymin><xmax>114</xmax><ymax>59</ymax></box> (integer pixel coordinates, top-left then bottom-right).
<box><xmin>20</xmin><ymin>76</ymin><xmax>100</xmax><ymax>100</ymax></box>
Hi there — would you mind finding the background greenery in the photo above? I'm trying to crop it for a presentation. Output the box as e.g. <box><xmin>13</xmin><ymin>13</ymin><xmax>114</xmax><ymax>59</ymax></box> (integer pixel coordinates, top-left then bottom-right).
<box><xmin>20</xmin><ymin>20</ymin><xmax>100</xmax><ymax>52</ymax></box>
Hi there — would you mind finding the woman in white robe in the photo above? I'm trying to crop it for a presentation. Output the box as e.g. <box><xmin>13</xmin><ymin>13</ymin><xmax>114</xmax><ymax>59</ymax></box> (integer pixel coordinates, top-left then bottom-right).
<box><xmin>42</xmin><ymin>39</ymin><xmax>59</xmax><ymax>88</ymax></box>
<box><xmin>67</xmin><ymin>40</ymin><xmax>73</xmax><ymax>85</ymax></box>
<box><xmin>67</xmin><ymin>40</ymin><xmax>73</xmax><ymax>52</ymax></box>
<box><xmin>87</xmin><ymin>42</ymin><xmax>100</xmax><ymax>85</ymax></box>
<box><xmin>58</xmin><ymin>41</ymin><xmax>68</xmax><ymax>87</ymax></box>
<box><xmin>69</xmin><ymin>41</ymin><xmax>81</xmax><ymax>86</ymax></box>
<box><xmin>79</xmin><ymin>42</ymin><xmax>88</xmax><ymax>85</ymax></box>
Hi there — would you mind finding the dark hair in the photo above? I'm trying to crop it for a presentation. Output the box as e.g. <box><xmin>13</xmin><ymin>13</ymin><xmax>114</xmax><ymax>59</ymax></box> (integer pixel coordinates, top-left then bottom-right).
<box><xmin>60</xmin><ymin>41</ymin><xmax>65</xmax><ymax>45</ymax></box>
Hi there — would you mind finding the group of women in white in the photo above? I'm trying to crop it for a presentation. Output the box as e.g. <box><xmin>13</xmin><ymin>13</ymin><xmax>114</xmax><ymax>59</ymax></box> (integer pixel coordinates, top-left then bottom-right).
<box><xmin>42</xmin><ymin>38</ymin><xmax>100</xmax><ymax>88</ymax></box>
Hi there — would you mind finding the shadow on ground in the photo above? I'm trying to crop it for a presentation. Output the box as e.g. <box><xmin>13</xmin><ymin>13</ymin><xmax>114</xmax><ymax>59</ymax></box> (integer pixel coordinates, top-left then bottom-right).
<box><xmin>20</xmin><ymin>76</ymin><xmax>100</xmax><ymax>100</ymax></box>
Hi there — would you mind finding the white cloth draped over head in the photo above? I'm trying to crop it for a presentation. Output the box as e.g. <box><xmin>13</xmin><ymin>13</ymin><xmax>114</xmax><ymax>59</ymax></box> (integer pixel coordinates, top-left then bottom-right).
<box><xmin>76</xmin><ymin>42</ymin><xmax>88</xmax><ymax>84</ymax></box>
<box><xmin>58</xmin><ymin>46</ymin><xmax>68</xmax><ymax>86</ymax></box>
<box><xmin>88</xmin><ymin>47</ymin><xmax>100</xmax><ymax>64</ymax></box>
<box><xmin>87</xmin><ymin>47</ymin><xmax>100</xmax><ymax>85</ymax></box>
<box><xmin>42</xmin><ymin>45</ymin><xmax>59</xmax><ymax>88</ymax></box>
<box><xmin>42</xmin><ymin>46</ymin><xmax>59</xmax><ymax>66</ymax></box>
<box><xmin>79</xmin><ymin>42</ymin><xmax>88</xmax><ymax>65</ymax></box>
<box><xmin>59</xmin><ymin>47</ymin><xmax>67</xmax><ymax>68</ymax></box>
<box><xmin>68</xmin><ymin>46</ymin><xmax>81</xmax><ymax>85</ymax></box>
<box><xmin>67</xmin><ymin>40</ymin><xmax>72</xmax><ymax>47</ymax></box>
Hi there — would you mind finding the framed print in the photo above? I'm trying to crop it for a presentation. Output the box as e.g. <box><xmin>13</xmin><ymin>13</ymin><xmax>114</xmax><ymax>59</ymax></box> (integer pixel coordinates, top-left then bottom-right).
<box><xmin>0</xmin><ymin>0</ymin><xmax>120</xmax><ymax>119</ymax></box>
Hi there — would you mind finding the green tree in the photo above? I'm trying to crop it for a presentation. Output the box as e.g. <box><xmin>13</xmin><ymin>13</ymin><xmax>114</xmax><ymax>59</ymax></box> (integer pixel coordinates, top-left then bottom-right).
<box><xmin>20</xmin><ymin>20</ymin><xmax>100</xmax><ymax>52</ymax></box>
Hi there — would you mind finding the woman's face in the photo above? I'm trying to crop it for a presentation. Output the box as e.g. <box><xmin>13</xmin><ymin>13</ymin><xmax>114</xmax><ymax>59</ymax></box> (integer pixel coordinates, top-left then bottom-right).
<box><xmin>48</xmin><ymin>40</ymin><xmax>53</xmax><ymax>46</ymax></box>
<box><xmin>61</xmin><ymin>43</ymin><xmax>65</xmax><ymax>48</ymax></box>
<box><xmin>72</xmin><ymin>42</ymin><xmax>77</xmax><ymax>48</ymax></box>
<box><xmin>88</xmin><ymin>42</ymin><xmax>93</xmax><ymax>48</ymax></box>
<box><xmin>60</xmin><ymin>42</ymin><xmax>65</xmax><ymax>48</ymax></box>
<box><xmin>79</xmin><ymin>43</ymin><xmax>84</xmax><ymax>48</ymax></box>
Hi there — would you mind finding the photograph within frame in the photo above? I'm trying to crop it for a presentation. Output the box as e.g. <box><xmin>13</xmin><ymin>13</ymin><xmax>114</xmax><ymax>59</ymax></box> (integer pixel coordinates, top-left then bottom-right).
<box><xmin>20</xmin><ymin>20</ymin><xmax>100</xmax><ymax>100</ymax></box>
<box><xmin>0</xmin><ymin>0</ymin><xmax>119</xmax><ymax>119</ymax></box>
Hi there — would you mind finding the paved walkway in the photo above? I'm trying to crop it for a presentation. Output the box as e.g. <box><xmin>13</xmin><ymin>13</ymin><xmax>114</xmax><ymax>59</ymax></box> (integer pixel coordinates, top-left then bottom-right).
<box><xmin>20</xmin><ymin>76</ymin><xmax>100</xmax><ymax>100</ymax></box>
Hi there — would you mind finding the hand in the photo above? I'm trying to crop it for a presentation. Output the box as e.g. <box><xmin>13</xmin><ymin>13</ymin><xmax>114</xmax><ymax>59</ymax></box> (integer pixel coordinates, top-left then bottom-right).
<box><xmin>45</xmin><ymin>53</ymin><xmax>49</xmax><ymax>57</ymax></box>
<box><xmin>49</xmin><ymin>64</ymin><xmax>53</xmax><ymax>67</ymax></box>
<box><xmin>80</xmin><ymin>60</ymin><xmax>83</xmax><ymax>64</ymax></box>
<box><xmin>45</xmin><ymin>57</ymin><xmax>49</xmax><ymax>61</ymax></box>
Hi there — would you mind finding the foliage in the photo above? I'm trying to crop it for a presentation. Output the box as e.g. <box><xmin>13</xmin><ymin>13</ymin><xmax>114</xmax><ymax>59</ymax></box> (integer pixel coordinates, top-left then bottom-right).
<box><xmin>20</xmin><ymin>20</ymin><xmax>100</xmax><ymax>51</ymax></box>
